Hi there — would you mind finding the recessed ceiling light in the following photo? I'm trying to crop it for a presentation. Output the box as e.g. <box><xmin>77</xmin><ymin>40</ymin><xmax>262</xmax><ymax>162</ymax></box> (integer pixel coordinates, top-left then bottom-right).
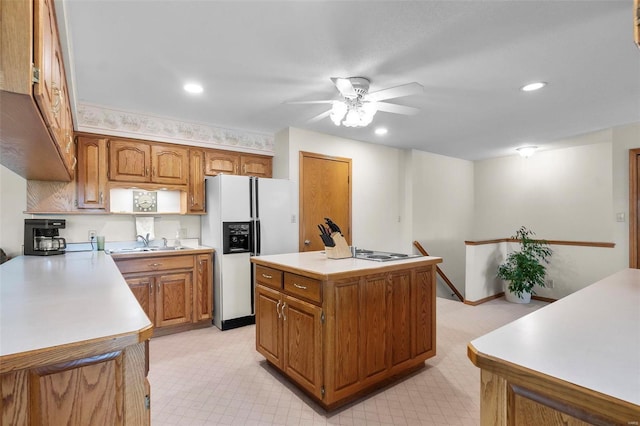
<box><xmin>183</xmin><ymin>83</ymin><xmax>203</xmax><ymax>94</ymax></box>
<box><xmin>521</xmin><ymin>82</ymin><xmax>547</xmax><ymax>92</ymax></box>
<box><xmin>374</xmin><ymin>127</ymin><xmax>388</xmax><ymax>136</ymax></box>
<box><xmin>516</xmin><ymin>146</ymin><xmax>538</xmax><ymax>158</ymax></box>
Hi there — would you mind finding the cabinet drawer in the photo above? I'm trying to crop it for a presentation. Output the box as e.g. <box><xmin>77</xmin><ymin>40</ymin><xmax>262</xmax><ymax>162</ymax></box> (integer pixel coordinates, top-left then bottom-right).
<box><xmin>284</xmin><ymin>273</ymin><xmax>322</xmax><ymax>304</ymax></box>
<box><xmin>115</xmin><ymin>255</ymin><xmax>194</xmax><ymax>274</ymax></box>
<box><xmin>256</xmin><ymin>265</ymin><xmax>283</xmax><ymax>289</ymax></box>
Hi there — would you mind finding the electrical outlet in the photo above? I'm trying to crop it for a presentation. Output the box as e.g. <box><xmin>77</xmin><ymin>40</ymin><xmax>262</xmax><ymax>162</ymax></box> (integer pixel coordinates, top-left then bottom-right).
<box><xmin>546</xmin><ymin>279</ymin><xmax>554</xmax><ymax>289</ymax></box>
<box><xmin>88</xmin><ymin>230</ymin><xmax>97</xmax><ymax>240</ymax></box>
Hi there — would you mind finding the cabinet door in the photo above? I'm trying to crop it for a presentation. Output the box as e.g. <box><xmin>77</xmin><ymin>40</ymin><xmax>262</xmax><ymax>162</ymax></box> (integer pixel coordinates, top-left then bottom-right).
<box><xmin>388</xmin><ymin>270</ymin><xmax>412</xmax><ymax>368</ymax></box>
<box><xmin>255</xmin><ymin>285</ymin><xmax>283</xmax><ymax>368</ymax></box>
<box><xmin>193</xmin><ymin>254</ymin><xmax>213</xmax><ymax>321</ymax></box>
<box><xmin>188</xmin><ymin>149</ymin><xmax>206</xmax><ymax>212</ymax></box>
<box><xmin>155</xmin><ymin>272</ymin><xmax>192</xmax><ymax>327</ymax></box>
<box><xmin>109</xmin><ymin>139</ymin><xmax>151</xmax><ymax>182</ymax></box>
<box><xmin>77</xmin><ymin>136</ymin><xmax>108</xmax><ymax>209</ymax></box>
<box><xmin>125</xmin><ymin>275</ymin><xmax>155</xmax><ymax>324</ymax></box>
<box><xmin>240</xmin><ymin>155</ymin><xmax>272</xmax><ymax>178</ymax></box>
<box><xmin>151</xmin><ymin>144</ymin><xmax>188</xmax><ymax>185</ymax></box>
<box><xmin>282</xmin><ymin>295</ymin><xmax>323</xmax><ymax>399</ymax></box>
<box><xmin>33</xmin><ymin>0</ymin><xmax>58</xmax><ymax>133</ymax></box>
<box><xmin>204</xmin><ymin>150</ymin><xmax>239</xmax><ymax>175</ymax></box>
<box><xmin>414</xmin><ymin>266</ymin><xmax>435</xmax><ymax>358</ymax></box>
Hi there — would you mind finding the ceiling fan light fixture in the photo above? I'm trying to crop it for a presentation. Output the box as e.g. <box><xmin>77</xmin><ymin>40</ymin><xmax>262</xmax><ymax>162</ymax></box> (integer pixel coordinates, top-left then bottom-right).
<box><xmin>330</xmin><ymin>101</ymin><xmax>348</xmax><ymax>126</ymax></box>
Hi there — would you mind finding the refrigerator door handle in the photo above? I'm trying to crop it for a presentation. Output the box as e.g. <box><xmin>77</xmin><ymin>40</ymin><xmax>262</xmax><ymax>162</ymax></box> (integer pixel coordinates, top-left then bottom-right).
<box><xmin>255</xmin><ymin>178</ymin><xmax>260</xmax><ymax>219</ymax></box>
<box><xmin>249</xmin><ymin>177</ymin><xmax>254</xmax><ymax>219</ymax></box>
<box><xmin>256</xmin><ymin>220</ymin><xmax>261</xmax><ymax>256</ymax></box>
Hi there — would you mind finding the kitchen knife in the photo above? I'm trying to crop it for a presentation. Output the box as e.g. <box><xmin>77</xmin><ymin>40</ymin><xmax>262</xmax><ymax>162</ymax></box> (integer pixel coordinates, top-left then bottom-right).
<box><xmin>319</xmin><ymin>233</ymin><xmax>335</xmax><ymax>247</ymax></box>
<box><xmin>324</xmin><ymin>218</ymin><xmax>341</xmax><ymax>234</ymax></box>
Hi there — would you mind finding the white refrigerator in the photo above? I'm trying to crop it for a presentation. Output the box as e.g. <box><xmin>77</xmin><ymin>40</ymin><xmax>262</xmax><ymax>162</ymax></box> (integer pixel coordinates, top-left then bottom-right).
<box><xmin>201</xmin><ymin>175</ymin><xmax>297</xmax><ymax>330</ymax></box>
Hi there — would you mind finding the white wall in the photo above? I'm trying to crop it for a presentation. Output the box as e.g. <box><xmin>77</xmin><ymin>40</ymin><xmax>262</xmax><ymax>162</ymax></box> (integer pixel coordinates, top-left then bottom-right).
<box><xmin>0</xmin><ymin>165</ymin><xmax>29</xmax><ymax>258</ymax></box>
<box><xmin>410</xmin><ymin>150</ymin><xmax>474</xmax><ymax>295</ymax></box>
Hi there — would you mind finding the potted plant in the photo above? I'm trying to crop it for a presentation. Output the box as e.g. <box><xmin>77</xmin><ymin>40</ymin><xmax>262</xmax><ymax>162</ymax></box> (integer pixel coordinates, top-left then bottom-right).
<box><xmin>497</xmin><ymin>226</ymin><xmax>553</xmax><ymax>303</ymax></box>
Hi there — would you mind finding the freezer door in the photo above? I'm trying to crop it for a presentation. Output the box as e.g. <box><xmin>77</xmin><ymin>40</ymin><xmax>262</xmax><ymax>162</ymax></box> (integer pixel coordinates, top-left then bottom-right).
<box><xmin>256</xmin><ymin>178</ymin><xmax>298</xmax><ymax>255</ymax></box>
<box><xmin>219</xmin><ymin>175</ymin><xmax>251</xmax><ymax>222</ymax></box>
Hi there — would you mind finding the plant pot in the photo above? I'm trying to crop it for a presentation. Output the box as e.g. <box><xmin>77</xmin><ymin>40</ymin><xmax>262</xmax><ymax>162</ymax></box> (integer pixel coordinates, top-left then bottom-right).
<box><xmin>505</xmin><ymin>288</ymin><xmax>531</xmax><ymax>304</ymax></box>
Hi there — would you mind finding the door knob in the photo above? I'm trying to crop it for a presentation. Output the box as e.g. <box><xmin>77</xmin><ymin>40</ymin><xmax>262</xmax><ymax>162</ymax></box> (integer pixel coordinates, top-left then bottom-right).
<box><xmin>304</xmin><ymin>239</ymin><xmax>311</xmax><ymax>245</ymax></box>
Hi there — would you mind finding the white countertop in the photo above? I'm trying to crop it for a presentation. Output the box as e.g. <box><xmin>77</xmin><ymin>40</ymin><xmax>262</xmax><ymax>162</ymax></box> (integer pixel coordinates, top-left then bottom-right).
<box><xmin>0</xmin><ymin>252</ymin><xmax>152</xmax><ymax>358</ymax></box>
<box><xmin>251</xmin><ymin>251</ymin><xmax>442</xmax><ymax>279</ymax></box>
<box><xmin>470</xmin><ymin>268</ymin><xmax>640</xmax><ymax>406</ymax></box>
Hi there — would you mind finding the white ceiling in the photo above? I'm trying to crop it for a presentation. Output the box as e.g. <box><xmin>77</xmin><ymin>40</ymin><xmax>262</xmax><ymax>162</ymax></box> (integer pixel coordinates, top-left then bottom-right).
<box><xmin>58</xmin><ymin>0</ymin><xmax>640</xmax><ymax>161</ymax></box>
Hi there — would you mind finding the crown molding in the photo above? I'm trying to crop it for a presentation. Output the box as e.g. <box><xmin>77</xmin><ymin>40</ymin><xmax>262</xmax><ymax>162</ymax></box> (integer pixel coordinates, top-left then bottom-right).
<box><xmin>75</xmin><ymin>103</ymin><xmax>274</xmax><ymax>154</ymax></box>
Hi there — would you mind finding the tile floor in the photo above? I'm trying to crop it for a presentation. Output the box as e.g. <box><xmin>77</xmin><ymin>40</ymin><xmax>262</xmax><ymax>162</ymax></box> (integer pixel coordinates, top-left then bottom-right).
<box><xmin>149</xmin><ymin>297</ymin><xmax>547</xmax><ymax>425</ymax></box>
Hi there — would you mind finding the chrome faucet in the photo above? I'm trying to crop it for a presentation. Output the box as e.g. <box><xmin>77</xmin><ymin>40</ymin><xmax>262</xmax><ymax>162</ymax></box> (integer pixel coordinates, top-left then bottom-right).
<box><xmin>136</xmin><ymin>233</ymin><xmax>150</xmax><ymax>247</ymax></box>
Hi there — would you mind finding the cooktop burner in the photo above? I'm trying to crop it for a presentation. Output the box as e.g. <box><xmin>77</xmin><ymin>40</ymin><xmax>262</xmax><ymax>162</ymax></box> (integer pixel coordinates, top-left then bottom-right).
<box><xmin>354</xmin><ymin>249</ymin><xmax>422</xmax><ymax>262</ymax></box>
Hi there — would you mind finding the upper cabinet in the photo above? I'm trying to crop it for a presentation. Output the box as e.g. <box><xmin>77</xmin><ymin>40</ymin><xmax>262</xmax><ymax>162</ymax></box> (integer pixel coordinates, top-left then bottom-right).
<box><xmin>188</xmin><ymin>149</ymin><xmax>206</xmax><ymax>213</ymax></box>
<box><xmin>109</xmin><ymin>138</ymin><xmax>188</xmax><ymax>185</ymax></box>
<box><xmin>635</xmin><ymin>0</ymin><xmax>640</xmax><ymax>48</ymax></box>
<box><xmin>241</xmin><ymin>155</ymin><xmax>272</xmax><ymax>178</ymax></box>
<box><xmin>0</xmin><ymin>0</ymin><xmax>75</xmax><ymax>181</ymax></box>
<box><xmin>204</xmin><ymin>150</ymin><xmax>239</xmax><ymax>175</ymax></box>
<box><xmin>77</xmin><ymin>135</ymin><xmax>108</xmax><ymax>209</ymax></box>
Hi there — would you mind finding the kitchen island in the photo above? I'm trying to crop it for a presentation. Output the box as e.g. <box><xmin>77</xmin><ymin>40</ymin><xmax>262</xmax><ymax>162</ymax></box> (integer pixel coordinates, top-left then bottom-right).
<box><xmin>0</xmin><ymin>252</ymin><xmax>153</xmax><ymax>425</ymax></box>
<box><xmin>250</xmin><ymin>251</ymin><xmax>442</xmax><ymax>409</ymax></box>
<box><xmin>468</xmin><ymin>268</ymin><xmax>640</xmax><ymax>425</ymax></box>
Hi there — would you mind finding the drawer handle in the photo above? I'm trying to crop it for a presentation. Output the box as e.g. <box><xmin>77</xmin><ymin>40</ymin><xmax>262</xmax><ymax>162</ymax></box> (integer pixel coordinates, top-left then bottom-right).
<box><xmin>293</xmin><ymin>283</ymin><xmax>307</xmax><ymax>290</ymax></box>
<box><xmin>51</xmin><ymin>84</ymin><xmax>62</xmax><ymax>117</ymax></box>
<box><xmin>262</xmin><ymin>273</ymin><xmax>273</xmax><ymax>279</ymax></box>
<box><xmin>149</xmin><ymin>263</ymin><xmax>162</xmax><ymax>267</ymax></box>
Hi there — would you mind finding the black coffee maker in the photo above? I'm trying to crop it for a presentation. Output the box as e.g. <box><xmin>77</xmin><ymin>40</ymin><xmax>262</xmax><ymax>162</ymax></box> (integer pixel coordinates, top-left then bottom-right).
<box><xmin>24</xmin><ymin>219</ymin><xmax>67</xmax><ymax>256</ymax></box>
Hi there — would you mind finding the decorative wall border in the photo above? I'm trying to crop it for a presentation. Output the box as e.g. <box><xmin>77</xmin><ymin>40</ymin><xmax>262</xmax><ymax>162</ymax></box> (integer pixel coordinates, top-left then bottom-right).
<box><xmin>75</xmin><ymin>103</ymin><xmax>274</xmax><ymax>155</ymax></box>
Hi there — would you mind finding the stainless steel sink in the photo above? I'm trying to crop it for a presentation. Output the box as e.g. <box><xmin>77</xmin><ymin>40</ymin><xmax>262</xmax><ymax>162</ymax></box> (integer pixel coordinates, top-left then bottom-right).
<box><xmin>105</xmin><ymin>246</ymin><xmax>185</xmax><ymax>254</ymax></box>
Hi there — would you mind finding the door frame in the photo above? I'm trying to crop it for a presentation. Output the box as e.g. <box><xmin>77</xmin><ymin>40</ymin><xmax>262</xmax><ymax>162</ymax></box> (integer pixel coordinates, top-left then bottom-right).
<box><xmin>299</xmin><ymin>151</ymin><xmax>352</xmax><ymax>251</ymax></box>
<box><xmin>630</xmin><ymin>148</ymin><xmax>640</xmax><ymax>268</ymax></box>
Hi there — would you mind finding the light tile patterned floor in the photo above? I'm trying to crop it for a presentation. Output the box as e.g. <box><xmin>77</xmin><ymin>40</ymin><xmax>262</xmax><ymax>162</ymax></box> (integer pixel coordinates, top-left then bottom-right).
<box><xmin>149</xmin><ymin>297</ymin><xmax>547</xmax><ymax>425</ymax></box>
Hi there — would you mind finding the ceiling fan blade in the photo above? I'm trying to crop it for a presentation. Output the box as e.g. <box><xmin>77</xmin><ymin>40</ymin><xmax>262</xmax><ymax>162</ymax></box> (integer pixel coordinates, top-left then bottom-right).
<box><xmin>330</xmin><ymin>77</ymin><xmax>356</xmax><ymax>97</ymax></box>
<box><xmin>307</xmin><ymin>109</ymin><xmax>332</xmax><ymax>123</ymax></box>
<box><xmin>285</xmin><ymin>100</ymin><xmax>335</xmax><ymax>105</ymax></box>
<box><xmin>366</xmin><ymin>82</ymin><xmax>423</xmax><ymax>102</ymax></box>
<box><xmin>375</xmin><ymin>102</ymin><xmax>420</xmax><ymax>115</ymax></box>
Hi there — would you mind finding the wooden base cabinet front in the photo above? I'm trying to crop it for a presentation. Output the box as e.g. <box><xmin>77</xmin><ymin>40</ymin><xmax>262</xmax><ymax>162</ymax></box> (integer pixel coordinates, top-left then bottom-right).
<box><xmin>0</xmin><ymin>340</ymin><xmax>150</xmax><ymax>426</ymax></box>
<box><xmin>254</xmin><ymin>261</ymin><xmax>437</xmax><ymax>409</ymax></box>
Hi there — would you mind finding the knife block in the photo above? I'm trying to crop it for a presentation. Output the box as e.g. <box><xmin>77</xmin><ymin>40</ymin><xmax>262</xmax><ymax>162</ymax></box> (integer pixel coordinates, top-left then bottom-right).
<box><xmin>325</xmin><ymin>233</ymin><xmax>352</xmax><ymax>259</ymax></box>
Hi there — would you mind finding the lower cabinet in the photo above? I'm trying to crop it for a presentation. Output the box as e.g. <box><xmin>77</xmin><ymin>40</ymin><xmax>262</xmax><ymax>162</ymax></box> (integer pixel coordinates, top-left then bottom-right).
<box><xmin>116</xmin><ymin>252</ymin><xmax>213</xmax><ymax>336</ymax></box>
<box><xmin>254</xmin><ymin>262</ymin><xmax>436</xmax><ymax>409</ymax></box>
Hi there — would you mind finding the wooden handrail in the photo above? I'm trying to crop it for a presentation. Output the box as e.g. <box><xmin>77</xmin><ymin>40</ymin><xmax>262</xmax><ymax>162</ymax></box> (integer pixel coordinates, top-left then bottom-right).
<box><xmin>413</xmin><ymin>241</ymin><xmax>464</xmax><ymax>302</ymax></box>
<box><xmin>464</xmin><ymin>238</ymin><xmax>615</xmax><ymax>248</ymax></box>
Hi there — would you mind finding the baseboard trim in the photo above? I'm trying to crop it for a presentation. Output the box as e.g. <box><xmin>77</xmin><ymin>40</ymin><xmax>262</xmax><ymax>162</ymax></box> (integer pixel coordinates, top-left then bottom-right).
<box><xmin>464</xmin><ymin>292</ymin><xmax>505</xmax><ymax>306</ymax></box>
<box><xmin>532</xmin><ymin>295</ymin><xmax>558</xmax><ymax>303</ymax></box>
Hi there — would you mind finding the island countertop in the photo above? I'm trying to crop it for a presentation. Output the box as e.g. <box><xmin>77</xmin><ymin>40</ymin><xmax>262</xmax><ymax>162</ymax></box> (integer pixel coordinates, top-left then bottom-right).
<box><xmin>250</xmin><ymin>250</ymin><xmax>442</xmax><ymax>280</ymax></box>
<box><xmin>0</xmin><ymin>251</ymin><xmax>152</xmax><ymax>365</ymax></box>
<box><xmin>468</xmin><ymin>268</ymin><xmax>640</xmax><ymax>408</ymax></box>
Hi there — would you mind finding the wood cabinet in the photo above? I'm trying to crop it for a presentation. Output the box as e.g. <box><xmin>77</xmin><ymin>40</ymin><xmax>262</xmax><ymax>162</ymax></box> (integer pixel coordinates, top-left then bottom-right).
<box><xmin>635</xmin><ymin>0</ymin><xmax>640</xmax><ymax>49</ymax></box>
<box><xmin>109</xmin><ymin>138</ymin><xmax>188</xmax><ymax>185</ymax></box>
<box><xmin>188</xmin><ymin>149</ymin><xmax>206</xmax><ymax>212</ymax></box>
<box><xmin>0</xmin><ymin>0</ymin><xmax>74</xmax><ymax>181</ymax></box>
<box><xmin>252</xmin><ymin>257</ymin><xmax>438</xmax><ymax>410</ymax></box>
<box><xmin>115</xmin><ymin>251</ymin><xmax>213</xmax><ymax>336</ymax></box>
<box><xmin>241</xmin><ymin>154</ymin><xmax>272</xmax><ymax>177</ymax></box>
<box><xmin>204</xmin><ymin>149</ymin><xmax>273</xmax><ymax>177</ymax></box>
<box><xmin>76</xmin><ymin>135</ymin><xmax>108</xmax><ymax>209</ymax></box>
<box><xmin>204</xmin><ymin>149</ymin><xmax>239</xmax><ymax>175</ymax></box>
<box><xmin>255</xmin><ymin>278</ymin><xmax>323</xmax><ymax>399</ymax></box>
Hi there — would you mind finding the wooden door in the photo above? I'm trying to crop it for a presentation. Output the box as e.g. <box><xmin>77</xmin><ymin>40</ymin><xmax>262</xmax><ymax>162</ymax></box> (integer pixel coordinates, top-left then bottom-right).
<box><xmin>155</xmin><ymin>272</ymin><xmax>192</xmax><ymax>327</ymax></box>
<box><xmin>299</xmin><ymin>152</ymin><xmax>351</xmax><ymax>251</ymax></box>
<box><xmin>255</xmin><ymin>285</ymin><xmax>283</xmax><ymax>368</ymax></box>
<box><xmin>151</xmin><ymin>144</ymin><xmax>188</xmax><ymax>184</ymax></box>
<box><xmin>126</xmin><ymin>275</ymin><xmax>155</xmax><ymax>324</ymax></box>
<box><xmin>188</xmin><ymin>149</ymin><xmax>206</xmax><ymax>212</ymax></box>
<box><xmin>631</xmin><ymin>148</ymin><xmax>640</xmax><ymax>268</ymax></box>
<box><xmin>193</xmin><ymin>254</ymin><xmax>213</xmax><ymax>321</ymax></box>
<box><xmin>77</xmin><ymin>136</ymin><xmax>108</xmax><ymax>209</ymax></box>
<box><xmin>282</xmin><ymin>295</ymin><xmax>323</xmax><ymax>399</ymax></box>
<box><xmin>388</xmin><ymin>270</ymin><xmax>412</xmax><ymax>367</ymax></box>
<box><xmin>204</xmin><ymin>150</ymin><xmax>239</xmax><ymax>175</ymax></box>
<box><xmin>240</xmin><ymin>154</ymin><xmax>272</xmax><ymax>177</ymax></box>
<box><xmin>109</xmin><ymin>139</ymin><xmax>151</xmax><ymax>182</ymax></box>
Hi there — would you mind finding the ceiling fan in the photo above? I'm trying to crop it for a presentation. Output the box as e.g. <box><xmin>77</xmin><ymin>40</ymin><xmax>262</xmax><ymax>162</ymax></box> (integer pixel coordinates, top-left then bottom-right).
<box><xmin>287</xmin><ymin>77</ymin><xmax>423</xmax><ymax>128</ymax></box>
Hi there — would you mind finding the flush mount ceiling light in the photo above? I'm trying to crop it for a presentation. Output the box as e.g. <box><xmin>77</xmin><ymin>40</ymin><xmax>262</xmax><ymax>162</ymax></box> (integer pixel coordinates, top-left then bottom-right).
<box><xmin>183</xmin><ymin>83</ymin><xmax>203</xmax><ymax>94</ymax></box>
<box><xmin>375</xmin><ymin>127</ymin><xmax>388</xmax><ymax>135</ymax></box>
<box><xmin>521</xmin><ymin>82</ymin><xmax>547</xmax><ymax>92</ymax></box>
<box><xmin>516</xmin><ymin>146</ymin><xmax>538</xmax><ymax>158</ymax></box>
